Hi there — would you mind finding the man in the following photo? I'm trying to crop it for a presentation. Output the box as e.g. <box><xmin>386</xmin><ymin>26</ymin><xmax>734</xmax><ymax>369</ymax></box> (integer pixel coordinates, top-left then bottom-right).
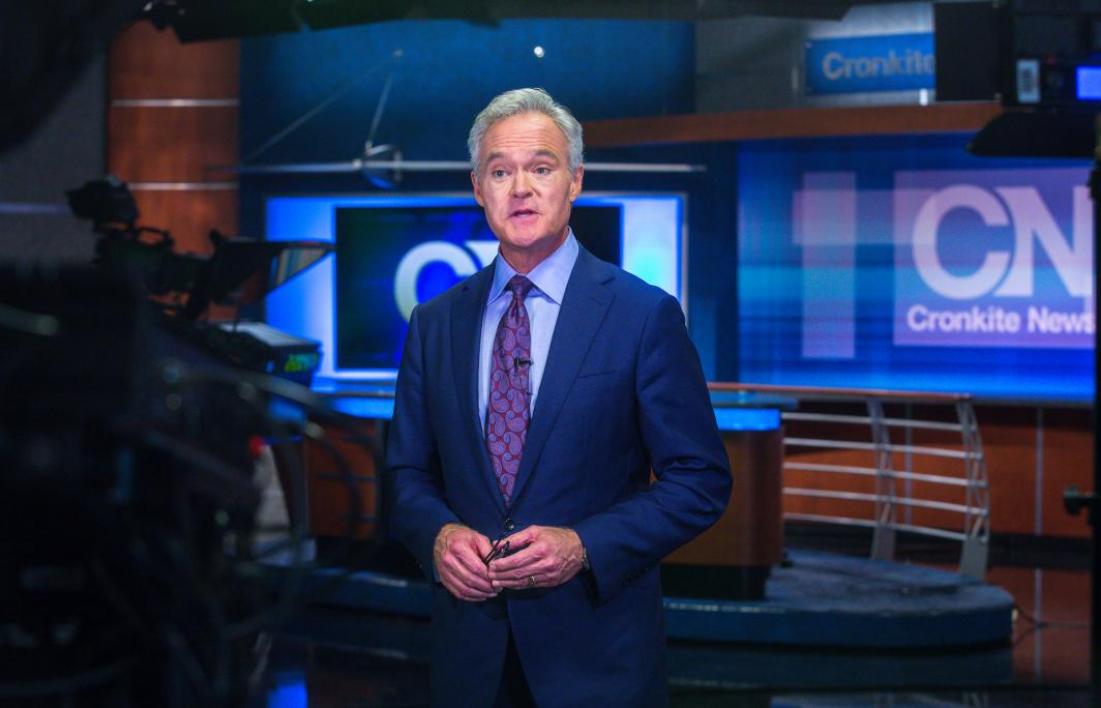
<box><xmin>386</xmin><ymin>88</ymin><xmax>731</xmax><ymax>707</ymax></box>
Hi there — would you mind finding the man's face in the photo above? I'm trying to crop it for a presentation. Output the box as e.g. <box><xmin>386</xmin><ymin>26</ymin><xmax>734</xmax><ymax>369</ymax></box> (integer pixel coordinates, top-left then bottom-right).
<box><xmin>471</xmin><ymin>112</ymin><xmax>583</xmax><ymax>271</ymax></box>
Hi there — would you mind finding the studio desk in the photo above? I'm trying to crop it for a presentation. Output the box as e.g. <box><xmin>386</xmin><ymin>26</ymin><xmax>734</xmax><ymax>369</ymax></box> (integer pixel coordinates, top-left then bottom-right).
<box><xmin>301</xmin><ymin>379</ymin><xmax>795</xmax><ymax>600</ymax></box>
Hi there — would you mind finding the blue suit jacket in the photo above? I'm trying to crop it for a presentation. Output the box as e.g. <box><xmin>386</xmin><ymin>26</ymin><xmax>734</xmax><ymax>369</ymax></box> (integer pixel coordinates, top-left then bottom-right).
<box><xmin>386</xmin><ymin>245</ymin><xmax>731</xmax><ymax>707</ymax></box>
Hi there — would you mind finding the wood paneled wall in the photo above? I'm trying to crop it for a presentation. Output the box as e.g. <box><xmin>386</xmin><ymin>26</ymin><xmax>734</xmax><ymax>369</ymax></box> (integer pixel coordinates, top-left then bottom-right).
<box><xmin>981</xmin><ymin>405</ymin><xmax>1092</xmax><ymax>538</ymax></box>
<box><xmin>583</xmin><ymin>102</ymin><xmax>1003</xmax><ymax>147</ymax></box>
<box><xmin>107</xmin><ymin>21</ymin><xmax>238</xmax><ymax>261</ymax></box>
<box><xmin>303</xmin><ymin>421</ymin><xmax>383</xmax><ymax>540</ymax></box>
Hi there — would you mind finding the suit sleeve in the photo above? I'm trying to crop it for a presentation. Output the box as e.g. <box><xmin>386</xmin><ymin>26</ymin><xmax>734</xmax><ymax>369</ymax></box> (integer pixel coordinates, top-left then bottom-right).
<box><xmin>572</xmin><ymin>295</ymin><xmax>732</xmax><ymax>603</ymax></box>
<box><xmin>385</xmin><ymin>305</ymin><xmax>460</xmax><ymax>579</ymax></box>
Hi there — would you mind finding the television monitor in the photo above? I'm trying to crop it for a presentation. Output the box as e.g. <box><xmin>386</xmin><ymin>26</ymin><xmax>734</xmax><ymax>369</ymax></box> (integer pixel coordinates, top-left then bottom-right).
<box><xmin>265</xmin><ymin>193</ymin><xmax>685</xmax><ymax>379</ymax></box>
<box><xmin>738</xmin><ymin>134</ymin><xmax>1093</xmax><ymax>403</ymax></box>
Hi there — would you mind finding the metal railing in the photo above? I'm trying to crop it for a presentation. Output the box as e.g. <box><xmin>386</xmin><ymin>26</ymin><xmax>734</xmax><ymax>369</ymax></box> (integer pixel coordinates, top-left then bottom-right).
<box><xmin>712</xmin><ymin>384</ymin><xmax>990</xmax><ymax>580</ymax></box>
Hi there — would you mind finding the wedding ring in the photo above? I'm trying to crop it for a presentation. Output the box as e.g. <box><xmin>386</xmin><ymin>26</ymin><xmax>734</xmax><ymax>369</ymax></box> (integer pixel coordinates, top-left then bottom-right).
<box><xmin>527</xmin><ymin>574</ymin><xmax>536</xmax><ymax>588</ymax></box>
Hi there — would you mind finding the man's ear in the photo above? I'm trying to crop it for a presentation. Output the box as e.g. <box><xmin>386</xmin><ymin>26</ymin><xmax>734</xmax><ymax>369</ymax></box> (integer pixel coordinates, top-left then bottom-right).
<box><xmin>471</xmin><ymin>170</ymin><xmax>485</xmax><ymax>207</ymax></box>
<box><xmin>568</xmin><ymin>165</ymin><xmax>584</xmax><ymax>202</ymax></box>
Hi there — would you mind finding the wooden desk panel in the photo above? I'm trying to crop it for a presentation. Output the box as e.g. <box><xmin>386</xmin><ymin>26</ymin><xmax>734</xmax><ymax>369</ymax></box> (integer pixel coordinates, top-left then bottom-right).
<box><xmin>303</xmin><ymin>420</ymin><xmax>384</xmax><ymax>540</ymax></box>
<box><xmin>665</xmin><ymin>427</ymin><xmax>784</xmax><ymax>567</ymax></box>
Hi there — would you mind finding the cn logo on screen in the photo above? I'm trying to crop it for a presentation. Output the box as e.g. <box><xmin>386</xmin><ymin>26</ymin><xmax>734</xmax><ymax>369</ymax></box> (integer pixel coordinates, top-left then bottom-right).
<box><xmin>893</xmin><ymin>168</ymin><xmax>1093</xmax><ymax>349</ymax></box>
<box><xmin>393</xmin><ymin>240</ymin><xmax>499</xmax><ymax>320</ymax></box>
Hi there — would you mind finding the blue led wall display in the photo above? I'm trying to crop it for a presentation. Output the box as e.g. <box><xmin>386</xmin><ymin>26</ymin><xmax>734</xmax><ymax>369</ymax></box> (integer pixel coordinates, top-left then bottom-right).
<box><xmin>265</xmin><ymin>193</ymin><xmax>684</xmax><ymax>378</ymax></box>
<box><xmin>738</xmin><ymin>135</ymin><xmax>1093</xmax><ymax>402</ymax></box>
<box><xmin>804</xmin><ymin>33</ymin><xmax>935</xmax><ymax>95</ymax></box>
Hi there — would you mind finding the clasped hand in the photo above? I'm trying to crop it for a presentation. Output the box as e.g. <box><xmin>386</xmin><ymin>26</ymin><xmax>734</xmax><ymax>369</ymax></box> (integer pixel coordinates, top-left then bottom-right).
<box><xmin>433</xmin><ymin>523</ymin><xmax>586</xmax><ymax>602</ymax></box>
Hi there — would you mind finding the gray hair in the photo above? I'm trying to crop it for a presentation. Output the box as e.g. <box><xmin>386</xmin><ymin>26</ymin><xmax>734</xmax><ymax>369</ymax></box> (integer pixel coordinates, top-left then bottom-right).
<box><xmin>467</xmin><ymin>88</ymin><xmax>584</xmax><ymax>174</ymax></box>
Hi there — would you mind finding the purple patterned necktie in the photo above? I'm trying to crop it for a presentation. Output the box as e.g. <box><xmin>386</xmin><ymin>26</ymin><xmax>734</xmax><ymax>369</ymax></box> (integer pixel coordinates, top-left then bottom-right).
<box><xmin>485</xmin><ymin>275</ymin><xmax>535</xmax><ymax>504</ymax></box>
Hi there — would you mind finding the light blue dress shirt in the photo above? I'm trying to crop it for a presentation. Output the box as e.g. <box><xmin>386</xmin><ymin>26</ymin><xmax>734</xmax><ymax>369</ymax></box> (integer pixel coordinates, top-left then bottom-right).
<box><xmin>478</xmin><ymin>231</ymin><xmax>580</xmax><ymax>430</ymax></box>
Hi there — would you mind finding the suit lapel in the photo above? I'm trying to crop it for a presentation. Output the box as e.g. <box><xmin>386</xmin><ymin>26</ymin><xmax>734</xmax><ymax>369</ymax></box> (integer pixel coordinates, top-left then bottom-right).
<box><xmin>510</xmin><ymin>249</ymin><xmax>614</xmax><ymax>507</ymax></box>
<box><xmin>450</xmin><ymin>266</ymin><xmax>507</xmax><ymax>515</ymax></box>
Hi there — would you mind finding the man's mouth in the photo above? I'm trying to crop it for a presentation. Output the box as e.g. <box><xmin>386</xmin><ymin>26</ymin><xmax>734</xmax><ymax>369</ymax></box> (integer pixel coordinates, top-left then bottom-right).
<box><xmin>510</xmin><ymin>209</ymin><xmax>538</xmax><ymax>218</ymax></box>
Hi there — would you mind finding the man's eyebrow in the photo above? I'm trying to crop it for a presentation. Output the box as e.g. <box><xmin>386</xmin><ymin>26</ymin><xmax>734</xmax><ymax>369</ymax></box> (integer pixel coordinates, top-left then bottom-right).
<box><xmin>482</xmin><ymin>149</ymin><xmax>562</xmax><ymax>166</ymax></box>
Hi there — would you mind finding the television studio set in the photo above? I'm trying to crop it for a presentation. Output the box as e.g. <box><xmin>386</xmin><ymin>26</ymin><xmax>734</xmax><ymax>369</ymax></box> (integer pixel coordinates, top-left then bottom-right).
<box><xmin>2</xmin><ymin>1</ymin><xmax>1101</xmax><ymax>706</ymax></box>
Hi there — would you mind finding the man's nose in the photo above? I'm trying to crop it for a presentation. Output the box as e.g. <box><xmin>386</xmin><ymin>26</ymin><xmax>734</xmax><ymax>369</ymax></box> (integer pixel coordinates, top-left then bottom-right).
<box><xmin>510</xmin><ymin>171</ymin><xmax>532</xmax><ymax>197</ymax></box>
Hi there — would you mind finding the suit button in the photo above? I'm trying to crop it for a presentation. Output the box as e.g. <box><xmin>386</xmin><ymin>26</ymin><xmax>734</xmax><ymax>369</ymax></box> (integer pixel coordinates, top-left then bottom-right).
<box><xmin>504</xmin><ymin>518</ymin><xmax>515</xmax><ymax>532</ymax></box>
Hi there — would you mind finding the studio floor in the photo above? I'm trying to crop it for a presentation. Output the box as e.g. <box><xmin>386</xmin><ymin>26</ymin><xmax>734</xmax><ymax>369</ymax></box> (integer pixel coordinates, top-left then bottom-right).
<box><xmin>252</xmin><ymin>540</ymin><xmax>1093</xmax><ymax>708</ymax></box>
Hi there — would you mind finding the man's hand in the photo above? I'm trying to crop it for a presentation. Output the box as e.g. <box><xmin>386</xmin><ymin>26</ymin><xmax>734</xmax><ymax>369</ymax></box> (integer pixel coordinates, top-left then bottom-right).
<box><xmin>433</xmin><ymin>523</ymin><xmax>497</xmax><ymax>601</ymax></box>
<box><xmin>487</xmin><ymin>525</ymin><xmax>586</xmax><ymax>591</ymax></box>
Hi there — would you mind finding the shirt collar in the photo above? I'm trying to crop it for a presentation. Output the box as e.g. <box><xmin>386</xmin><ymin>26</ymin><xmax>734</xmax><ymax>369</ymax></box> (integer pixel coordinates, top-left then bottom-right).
<box><xmin>488</xmin><ymin>229</ymin><xmax>579</xmax><ymax>305</ymax></box>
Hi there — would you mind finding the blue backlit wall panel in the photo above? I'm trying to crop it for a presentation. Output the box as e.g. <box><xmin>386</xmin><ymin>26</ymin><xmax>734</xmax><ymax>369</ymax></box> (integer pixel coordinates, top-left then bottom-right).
<box><xmin>240</xmin><ymin>19</ymin><xmax>694</xmax><ymax>166</ymax></box>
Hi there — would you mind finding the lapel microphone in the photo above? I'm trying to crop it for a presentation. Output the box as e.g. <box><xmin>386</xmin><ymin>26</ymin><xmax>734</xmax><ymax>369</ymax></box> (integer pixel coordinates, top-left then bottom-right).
<box><xmin>513</xmin><ymin>357</ymin><xmax>533</xmax><ymax>369</ymax></box>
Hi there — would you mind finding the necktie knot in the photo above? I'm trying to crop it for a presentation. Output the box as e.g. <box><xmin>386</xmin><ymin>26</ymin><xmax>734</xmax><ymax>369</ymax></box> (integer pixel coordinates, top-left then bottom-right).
<box><xmin>506</xmin><ymin>275</ymin><xmax>534</xmax><ymax>301</ymax></box>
